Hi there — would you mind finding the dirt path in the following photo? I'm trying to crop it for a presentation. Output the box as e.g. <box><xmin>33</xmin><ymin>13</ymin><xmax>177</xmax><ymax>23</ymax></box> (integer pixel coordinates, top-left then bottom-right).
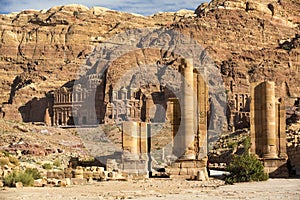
<box><xmin>1</xmin><ymin>178</ymin><xmax>300</xmax><ymax>200</ymax></box>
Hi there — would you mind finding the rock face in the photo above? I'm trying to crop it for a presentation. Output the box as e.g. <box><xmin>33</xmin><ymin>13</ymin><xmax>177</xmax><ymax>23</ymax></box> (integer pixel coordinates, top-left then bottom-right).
<box><xmin>0</xmin><ymin>0</ymin><xmax>299</xmax><ymax>126</ymax></box>
<box><xmin>0</xmin><ymin>5</ymin><xmax>177</xmax><ymax>121</ymax></box>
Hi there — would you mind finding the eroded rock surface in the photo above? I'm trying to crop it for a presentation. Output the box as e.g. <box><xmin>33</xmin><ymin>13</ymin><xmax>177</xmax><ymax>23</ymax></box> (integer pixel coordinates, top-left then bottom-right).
<box><xmin>0</xmin><ymin>0</ymin><xmax>299</xmax><ymax>125</ymax></box>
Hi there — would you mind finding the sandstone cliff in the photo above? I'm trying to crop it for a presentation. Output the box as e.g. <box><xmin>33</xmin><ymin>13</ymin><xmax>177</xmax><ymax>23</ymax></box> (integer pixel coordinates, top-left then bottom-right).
<box><xmin>0</xmin><ymin>0</ymin><xmax>299</xmax><ymax>123</ymax></box>
<box><xmin>0</xmin><ymin>5</ymin><xmax>183</xmax><ymax>121</ymax></box>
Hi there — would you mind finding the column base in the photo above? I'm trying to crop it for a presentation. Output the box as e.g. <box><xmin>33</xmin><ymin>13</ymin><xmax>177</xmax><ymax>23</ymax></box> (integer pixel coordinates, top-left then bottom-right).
<box><xmin>120</xmin><ymin>153</ymin><xmax>149</xmax><ymax>179</ymax></box>
<box><xmin>262</xmin><ymin>158</ymin><xmax>288</xmax><ymax>178</ymax></box>
<box><xmin>179</xmin><ymin>154</ymin><xmax>196</xmax><ymax>160</ymax></box>
<box><xmin>179</xmin><ymin>149</ymin><xmax>196</xmax><ymax>160</ymax></box>
<box><xmin>262</xmin><ymin>153</ymin><xmax>278</xmax><ymax>159</ymax></box>
<box><xmin>166</xmin><ymin>158</ymin><xmax>209</xmax><ymax>181</ymax></box>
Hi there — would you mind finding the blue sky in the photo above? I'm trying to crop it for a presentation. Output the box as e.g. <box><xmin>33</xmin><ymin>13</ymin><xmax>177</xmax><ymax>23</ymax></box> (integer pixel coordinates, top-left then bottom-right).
<box><xmin>0</xmin><ymin>0</ymin><xmax>208</xmax><ymax>16</ymax></box>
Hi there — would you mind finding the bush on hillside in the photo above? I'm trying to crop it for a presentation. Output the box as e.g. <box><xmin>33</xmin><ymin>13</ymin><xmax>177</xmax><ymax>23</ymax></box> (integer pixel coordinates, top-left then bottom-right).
<box><xmin>42</xmin><ymin>163</ymin><xmax>53</xmax><ymax>170</ymax></box>
<box><xmin>53</xmin><ymin>159</ymin><xmax>61</xmax><ymax>168</ymax></box>
<box><xmin>24</xmin><ymin>168</ymin><xmax>42</xmax><ymax>180</ymax></box>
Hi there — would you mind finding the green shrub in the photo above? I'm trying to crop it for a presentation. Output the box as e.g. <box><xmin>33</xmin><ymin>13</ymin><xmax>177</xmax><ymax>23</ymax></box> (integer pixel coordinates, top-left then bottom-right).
<box><xmin>242</xmin><ymin>137</ymin><xmax>251</xmax><ymax>152</ymax></box>
<box><xmin>8</xmin><ymin>156</ymin><xmax>20</xmax><ymax>166</ymax></box>
<box><xmin>53</xmin><ymin>159</ymin><xmax>61</xmax><ymax>168</ymax></box>
<box><xmin>3</xmin><ymin>171</ymin><xmax>18</xmax><ymax>187</ymax></box>
<box><xmin>42</xmin><ymin>163</ymin><xmax>53</xmax><ymax>170</ymax></box>
<box><xmin>25</xmin><ymin>168</ymin><xmax>41</xmax><ymax>180</ymax></box>
<box><xmin>225</xmin><ymin>154</ymin><xmax>269</xmax><ymax>184</ymax></box>
<box><xmin>3</xmin><ymin>170</ymin><xmax>34</xmax><ymax>187</ymax></box>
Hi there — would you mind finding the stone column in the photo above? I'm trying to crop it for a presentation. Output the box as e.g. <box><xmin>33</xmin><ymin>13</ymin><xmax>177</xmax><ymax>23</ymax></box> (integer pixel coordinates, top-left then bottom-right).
<box><xmin>63</xmin><ymin>110</ymin><xmax>67</xmax><ymax>126</ymax></box>
<box><xmin>250</xmin><ymin>83</ymin><xmax>258</xmax><ymax>155</ymax></box>
<box><xmin>56</xmin><ymin>111</ymin><xmax>59</xmax><ymax>125</ymax></box>
<box><xmin>140</xmin><ymin>122</ymin><xmax>148</xmax><ymax>154</ymax></box>
<box><xmin>262</xmin><ymin>82</ymin><xmax>277</xmax><ymax>159</ymax></box>
<box><xmin>122</xmin><ymin>121</ymin><xmax>138</xmax><ymax>154</ymax></box>
<box><xmin>197</xmin><ymin>73</ymin><xmax>208</xmax><ymax>158</ymax></box>
<box><xmin>145</xmin><ymin>96</ymin><xmax>151</xmax><ymax>123</ymax></box>
<box><xmin>53</xmin><ymin>109</ymin><xmax>57</xmax><ymax>126</ymax></box>
<box><xmin>179</xmin><ymin>58</ymin><xmax>195</xmax><ymax>159</ymax></box>
<box><xmin>278</xmin><ymin>98</ymin><xmax>287</xmax><ymax>158</ymax></box>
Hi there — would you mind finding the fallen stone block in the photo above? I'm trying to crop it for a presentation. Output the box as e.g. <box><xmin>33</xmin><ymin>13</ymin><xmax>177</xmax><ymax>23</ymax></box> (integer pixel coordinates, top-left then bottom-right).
<box><xmin>71</xmin><ymin>178</ymin><xmax>87</xmax><ymax>185</ymax></box>
<box><xmin>15</xmin><ymin>182</ymin><xmax>23</xmax><ymax>188</ymax></box>
<box><xmin>59</xmin><ymin>180</ymin><xmax>67</xmax><ymax>187</ymax></box>
<box><xmin>33</xmin><ymin>178</ymin><xmax>47</xmax><ymax>187</ymax></box>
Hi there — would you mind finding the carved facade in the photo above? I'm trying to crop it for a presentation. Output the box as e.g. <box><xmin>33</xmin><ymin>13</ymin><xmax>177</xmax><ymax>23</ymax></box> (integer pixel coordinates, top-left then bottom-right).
<box><xmin>52</xmin><ymin>74</ymin><xmax>102</xmax><ymax>126</ymax></box>
<box><xmin>105</xmin><ymin>84</ymin><xmax>170</xmax><ymax>124</ymax></box>
<box><xmin>53</xmin><ymin>74</ymin><xmax>173</xmax><ymax>126</ymax></box>
<box><xmin>228</xmin><ymin>90</ymin><xmax>251</xmax><ymax>131</ymax></box>
<box><xmin>105</xmin><ymin>87</ymin><xmax>141</xmax><ymax>123</ymax></box>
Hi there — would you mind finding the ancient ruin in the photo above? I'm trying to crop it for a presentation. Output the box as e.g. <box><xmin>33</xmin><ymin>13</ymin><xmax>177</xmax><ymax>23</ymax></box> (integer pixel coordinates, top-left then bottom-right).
<box><xmin>1</xmin><ymin>1</ymin><xmax>300</xmax><ymax>192</ymax></box>
<box><xmin>250</xmin><ymin>81</ymin><xmax>288</xmax><ymax>177</ymax></box>
<box><xmin>52</xmin><ymin>74</ymin><xmax>102</xmax><ymax>126</ymax></box>
<box><xmin>166</xmin><ymin>58</ymin><xmax>209</xmax><ymax>180</ymax></box>
<box><xmin>92</xmin><ymin>58</ymin><xmax>211</xmax><ymax>180</ymax></box>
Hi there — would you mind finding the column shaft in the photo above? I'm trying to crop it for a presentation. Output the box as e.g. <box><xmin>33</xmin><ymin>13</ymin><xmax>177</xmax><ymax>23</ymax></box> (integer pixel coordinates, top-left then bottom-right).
<box><xmin>180</xmin><ymin>58</ymin><xmax>195</xmax><ymax>159</ymax></box>
<box><xmin>197</xmin><ymin>73</ymin><xmax>208</xmax><ymax>158</ymax></box>
<box><xmin>262</xmin><ymin>82</ymin><xmax>277</xmax><ymax>158</ymax></box>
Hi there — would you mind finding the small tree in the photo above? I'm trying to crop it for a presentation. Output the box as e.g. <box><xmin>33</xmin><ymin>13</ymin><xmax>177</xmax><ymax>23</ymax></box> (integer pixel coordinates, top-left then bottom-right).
<box><xmin>225</xmin><ymin>137</ymin><xmax>268</xmax><ymax>184</ymax></box>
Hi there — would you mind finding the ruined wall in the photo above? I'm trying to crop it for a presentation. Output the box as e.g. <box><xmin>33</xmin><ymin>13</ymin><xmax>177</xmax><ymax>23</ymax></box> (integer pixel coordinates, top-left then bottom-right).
<box><xmin>287</xmin><ymin>126</ymin><xmax>300</xmax><ymax>176</ymax></box>
<box><xmin>287</xmin><ymin>144</ymin><xmax>300</xmax><ymax>176</ymax></box>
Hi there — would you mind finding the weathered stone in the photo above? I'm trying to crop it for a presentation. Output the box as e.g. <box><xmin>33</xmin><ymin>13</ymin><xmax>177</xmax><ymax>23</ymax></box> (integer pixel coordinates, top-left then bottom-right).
<box><xmin>250</xmin><ymin>81</ymin><xmax>288</xmax><ymax>177</ymax></box>
<box><xmin>33</xmin><ymin>178</ymin><xmax>47</xmax><ymax>187</ymax></box>
<box><xmin>71</xmin><ymin>178</ymin><xmax>86</xmax><ymax>185</ymax></box>
<box><xmin>167</xmin><ymin>58</ymin><xmax>209</xmax><ymax>181</ymax></box>
<box><xmin>59</xmin><ymin>180</ymin><xmax>67</xmax><ymax>187</ymax></box>
<box><xmin>196</xmin><ymin>170</ymin><xmax>208</xmax><ymax>181</ymax></box>
<box><xmin>73</xmin><ymin>167</ymin><xmax>84</xmax><ymax>179</ymax></box>
<box><xmin>83</xmin><ymin>171</ymin><xmax>93</xmax><ymax>179</ymax></box>
<box><xmin>15</xmin><ymin>182</ymin><xmax>23</xmax><ymax>188</ymax></box>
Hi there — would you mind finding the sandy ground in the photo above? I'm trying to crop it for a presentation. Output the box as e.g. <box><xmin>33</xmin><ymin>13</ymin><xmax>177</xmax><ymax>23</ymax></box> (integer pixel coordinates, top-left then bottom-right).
<box><xmin>1</xmin><ymin>178</ymin><xmax>300</xmax><ymax>200</ymax></box>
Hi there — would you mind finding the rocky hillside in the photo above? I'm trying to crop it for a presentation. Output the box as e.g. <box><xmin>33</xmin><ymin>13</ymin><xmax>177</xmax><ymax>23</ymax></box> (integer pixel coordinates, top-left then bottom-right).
<box><xmin>0</xmin><ymin>5</ymin><xmax>185</xmax><ymax>121</ymax></box>
<box><xmin>0</xmin><ymin>118</ymin><xmax>90</xmax><ymax>172</ymax></box>
<box><xmin>187</xmin><ymin>0</ymin><xmax>300</xmax><ymax>97</ymax></box>
<box><xmin>0</xmin><ymin>0</ymin><xmax>299</xmax><ymax>123</ymax></box>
